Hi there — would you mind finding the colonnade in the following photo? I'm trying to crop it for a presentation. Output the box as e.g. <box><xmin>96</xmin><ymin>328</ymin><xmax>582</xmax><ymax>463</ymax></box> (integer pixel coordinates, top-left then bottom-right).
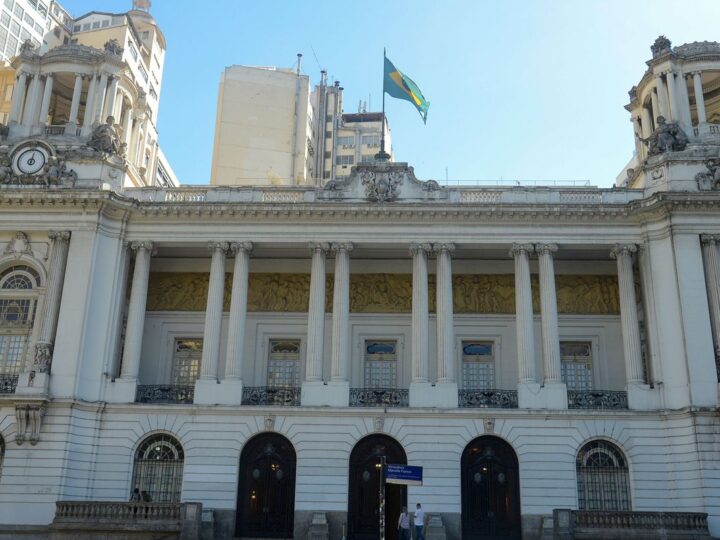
<box><xmin>116</xmin><ymin>240</ymin><xmax>654</xmax><ymax>409</ymax></box>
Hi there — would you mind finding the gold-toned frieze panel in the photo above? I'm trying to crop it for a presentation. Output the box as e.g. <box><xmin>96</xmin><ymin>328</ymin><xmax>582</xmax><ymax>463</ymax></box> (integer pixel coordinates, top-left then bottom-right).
<box><xmin>145</xmin><ymin>272</ymin><xmax>619</xmax><ymax>315</ymax></box>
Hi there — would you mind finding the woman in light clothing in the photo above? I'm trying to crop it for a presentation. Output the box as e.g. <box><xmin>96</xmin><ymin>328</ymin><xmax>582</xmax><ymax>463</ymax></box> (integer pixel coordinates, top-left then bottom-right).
<box><xmin>397</xmin><ymin>506</ymin><xmax>411</xmax><ymax>540</ymax></box>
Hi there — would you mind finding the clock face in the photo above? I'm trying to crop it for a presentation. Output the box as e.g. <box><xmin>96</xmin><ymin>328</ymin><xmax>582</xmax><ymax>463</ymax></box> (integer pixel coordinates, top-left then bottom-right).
<box><xmin>14</xmin><ymin>147</ymin><xmax>48</xmax><ymax>175</ymax></box>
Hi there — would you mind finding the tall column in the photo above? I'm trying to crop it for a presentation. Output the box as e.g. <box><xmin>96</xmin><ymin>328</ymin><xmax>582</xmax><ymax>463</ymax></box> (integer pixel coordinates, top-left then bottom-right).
<box><xmin>199</xmin><ymin>242</ymin><xmax>228</xmax><ymax>381</ymax></box>
<box><xmin>123</xmin><ymin>108</ymin><xmax>134</xmax><ymax>148</ymax></box>
<box><xmin>535</xmin><ymin>244</ymin><xmax>562</xmax><ymax>382</ymax></box>
<box><xmin>32</xmin><ymin>231</ymin><xmax>70</xmax><ymax>374</ymax></box>
<box><xmin>81</xmin><ymin>74</ymin><xmax>98</xmax><ymax>134</ymax></box>
<box><xmin>224</xmin><ymin>242</ymin><xmax>252</xmax><ymax>381</ymax></box>
<box><xmin>511</xmin><ymin>244</ymin><xmax>536</xmax><ymax>384</ymax></box>
<box><xmin>92</xmin><ymin>72</ymin><xmax>109</xmax><ymax>124</ymax></box>
<box><xmin>67</xmin><ymin>73</ymin><xmax>83</xmax><ymax>125</ymax></box>
<box><xmin>305</xmin><ymin>242</ymin><xmax>329</xmax><ymax>382</ymax></box>
<box><xmin>103</xmin><ymin>76</ymin><xmax>119</xmax><ymax>121</ymax></box>
<box><xmin>677</xmin><ymin>73</ymin><xmax>692</xmax><ymax>133</ymax></box>
<box><xmin>119</xmin><ymin>241</ymin><xmax>153</xmax><ymax>380</ymax></box>
<box><xmin>665</xmin><ymin>70</ymin><xmax>678</xmax><ymax>122</ymax></box>
<box><xmin>8</xmin><ymin>71</ymin><xmax>28</xmax><ymax>124</ymax></box>
<box><xmin>640</xmin><ymin>107</ymin><xmax>653</xmax><ymax>138</ymax></box>
<box><xmin>410</xmin><ymin>243</ymin><xmax>431</xmax><ymax>383</ymax></box>
<box><xmin>37</xmin><ymin>74</ymin><xmax>54</xmax><ymax>130</ymax></box>
<box><xmin>655</xmin><ymin>75</ymin><xmax>670</xmax><ymax>120</ymax></box>
<box><xmin>692</xmin><ymin>71</ymin><xmax>707</xmax><ymax>125</ymax></box>
<box><xmin>632</xmin><ymin>114</ymin><xmax>644</xmax><ymax>159</ymax></box>
<box><xmin>434</xmin><ymin>243</ymin><xmax>456</xmax><ymax>383</ymax></box>
<box><xmin>650</xmin><ymin>89</ymin><xmax>659</xmax><ymax>130</ymax></box>
<box><xmin>701</xmin><ymin>235</ymin><xmax>720</xmax><ymax>373</ymax></box>
<box><xmin>611</xmin><ymin>244</ymin><xmax>644</xmax><ymax>385</ymax></box>
<box><xmin>330</xmin><ymin>242</ymin><xmax>353</xmax><ymax>382</ymax></box>
<box><xmin>21</xmin><ymin>74</ymin><xmax>40</xmax><ymax>129</ymax></box>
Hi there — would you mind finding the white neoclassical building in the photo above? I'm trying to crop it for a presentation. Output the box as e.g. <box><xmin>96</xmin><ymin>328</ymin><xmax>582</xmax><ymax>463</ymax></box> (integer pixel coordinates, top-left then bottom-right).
<box><xmin>0</xmin><ymin>36</ymin><xmax>719</xmax><ymax>540</ymax></box>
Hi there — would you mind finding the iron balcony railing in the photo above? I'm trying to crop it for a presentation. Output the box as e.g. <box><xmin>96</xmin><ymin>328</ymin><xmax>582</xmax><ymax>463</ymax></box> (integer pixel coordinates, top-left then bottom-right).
<box><xmin>135</xmin><ymin>385</ymin><xmax>194</xmax><ymax>404</ymax></box>
<box><xmin>0</xmin><ymin>374</ymin><xmax>18</xmax><ymax>394</ymax></box>
<box><xmin>349</xmin><ymin>387</ymin><xmax>409</xmax><ymax>407</ymax></box>
<box><xmin>458</xmin><ymin>389</ymin><xmax>518</xmax><ymax>408</ymax></box>
<box><xmin>567</xmin><ymin>390</ymin><xmax>628</xmax><ymax>410</ymax></box>
<box><xmin>241</xmin><ymin>386</ymin><xmax>300</xmax><ymax>406</ymax></box>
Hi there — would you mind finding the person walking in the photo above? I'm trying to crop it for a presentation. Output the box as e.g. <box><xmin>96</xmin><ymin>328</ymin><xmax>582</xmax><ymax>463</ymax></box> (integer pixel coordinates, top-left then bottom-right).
<box><xmin>413</xmin><ymin>503</ymin><xmax>426</xmax><ymax>540</ymax></box>
<box><xmin>397</xmin><ymin>506</ymin><xmax>411</xmax><ymax>540</ymax></box>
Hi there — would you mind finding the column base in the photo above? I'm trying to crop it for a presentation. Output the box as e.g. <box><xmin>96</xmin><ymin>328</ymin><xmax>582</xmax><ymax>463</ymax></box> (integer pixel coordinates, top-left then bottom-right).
<box><xmin>105</xmin><ymin>377</ymin><xmax>138</xmax><ymax>403</ymax></box>
<box><xmin>212</xmin><ymin>378</ymin><xmax>244</xmax><ymax>405</ymax></box>
<box><xmin>193</xmin><ymin>378</ymin><xmax>222</xmax><ymax>405</ymax></box>
<box><xmin>410</xmin><ymin>381</ymin><xmax>458</xmax><ymax>408</ymax></box>
<box><xmin>64</xmin><ymin>122</ymin><xmax>79</xmax><ymax>136</ymax></box>
<box><xmin>301</xmin><ymin>380</ymin><xmax>349</xmax><ymax>407</ymax></box>
<box><xmin>14</xmin><ymin>372</ymin><xmax>50</xmax><ymax>396</ymax></box>
<box><xmin>518</xmin><ymin>381</ymin><xmax>568</xmax><ymax>409</ymax></box>
<box><xmin>627</xmin><ymin>382</ymin><xmax>660</xmax><ymax>410</ymax></box>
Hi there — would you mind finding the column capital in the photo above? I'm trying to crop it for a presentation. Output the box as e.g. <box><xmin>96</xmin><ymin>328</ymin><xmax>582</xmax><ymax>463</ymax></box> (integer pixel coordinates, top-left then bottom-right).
<box><xmin>535</xmin><ymin>243</ymin><xmax>558</xmax><ymax>255</ymax></box>
<box><xmin>509</xmin><ymin>243</ymin><xmax>534</xmax><ymax>257</ymax></box>
<box><xmin>308</xmin><ymin>241</ymin><xmax>330</xmax><ymax>254</ymax></box>
<box><xmin>130</xmin><ymin>240</ymin><xmax>154</xmax><ymax>252</ymax></box>
<box><xmin>610</xmin><ymin>244</ymin><xmax>638</xmax><ymax>259</ymax></box>
<box><xmin>700</xmin><ymin>234</ymin><xmax>720</xmax><ymax>246</ymax></box>
<box><xmin>409</xmin><ymin>242</ymin><xmax>432</xmax><ymax>255</ymax></box>
<box><xmin>432</xmin><ymin>242</ymin><xmax>455</xmax><ymax>254</ymax></box>
<box><xmin>331</xmin><ymin>242</ymin><xmax>354</xmax><ymax>254</ymax></box>
<box><xmin>230</xmin><ymin>241</ymin><xmax>253</xmax><ymax>255</ymax></box>
<box><xmin>48</xmin><ymin>230</ymin><xmax>70</xmax><ymax>242</ymax></box>
<box><xmin>208</xmin><ymin>241</ymin><xmax>229</xmax><ymax>254</ymax></box>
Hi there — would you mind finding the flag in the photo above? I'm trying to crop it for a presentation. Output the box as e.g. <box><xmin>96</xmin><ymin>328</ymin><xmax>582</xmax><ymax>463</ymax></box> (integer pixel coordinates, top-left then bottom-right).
<box><xmin>384</xmin><ymin>54</ymin><xmax>430</xmax><ymax>124</ymax></box>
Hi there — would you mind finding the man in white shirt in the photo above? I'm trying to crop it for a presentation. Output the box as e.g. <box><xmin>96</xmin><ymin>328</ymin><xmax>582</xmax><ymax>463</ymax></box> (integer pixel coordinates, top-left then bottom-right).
<box><xmin>413</xmin><ymin>503</ymin><xmax>426</xmax><ymax>540</ymax></box>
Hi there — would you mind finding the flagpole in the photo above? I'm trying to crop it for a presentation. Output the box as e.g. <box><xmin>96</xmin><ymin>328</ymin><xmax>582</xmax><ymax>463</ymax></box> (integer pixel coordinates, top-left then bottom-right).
<box><xmin>376</xmin><ymin>47</ymin><xmax>390</xmax><ymax>161</ymax></box>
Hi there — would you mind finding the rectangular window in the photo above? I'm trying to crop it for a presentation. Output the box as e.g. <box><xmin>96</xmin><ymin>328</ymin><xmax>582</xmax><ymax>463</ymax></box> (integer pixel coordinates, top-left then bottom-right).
<box><xmin>19</xmin><ymin>28</ymin><xmax>29</xmax><ymax>41</ymax></box>
<box><xmin>461</xmin><ymin>341</ymin><xmax>495</xmax><ymax>389</ymax></box>
<box><xmin>323</xmin><ymin>151</ymin><xmax>331</xmax><ymax>159</ymax></box>
<box><xmin>9</xmin><ymin>20</ymin><xmax>18</xmax><ymax>36</ymax></box>
<box><xmin>5</xmin><ymin>35</ymin><xmax>17</xmax><ymax>56</ymax></box>
<box><xmin>337</xmin><ymin>135</ymin><xmax>354</xmax><ymax>146</ymax></box>
<box><xmin>323</xmin><ymin>171</ymin><xmax>330</xmax><ymax>179</ymax></box>
<box><xmin>3</xmin><ymin>0</ymin><xmax>12</xmax><ymax>10</ymax></box>
<box><xmin>23</xmin><ymin>13</ymin><xmax>33</xmax><ymax>26</ymax></box>
<box><xmin>0</xmin><ymin>11</ymin><xmax>9</xmax><ymax>27</ymax></box>
<box><xmin>364</xmin><ymin>340</ymin><xmax>397</xmax><ymax>388</ymax></box>
<box><xmin>360</xmin><ymin>154</ymin><xmax>375</xmax><ymax>163</ymax></box>
<box><xmin>101</xmin><ymin>19</ymin><xmax>109</xmax><ymax>28</ymax></box>
<box><xmin>561</xmin><ymin>341</ymin><xmax>593</xmax><ymax>390</ymax></box>
<box><xmin>37</xmin><ymin>2</ymin><xmax>46</xmax><ymax>17</ymax></box>
<box><xmin>267</xmin><ymin>339</ymin><xmax>300</xmax><ymax>388</ymax></box>
<box><xmin>0</xmin><ymin>334</ymin><xmax>27</xmax><ymax>374</ymax></box>
<box><xmin>91</xmin><ymin>20</ymin><xmax>99</xmax><ymax>29</ymax></box>
<box><xmin>361</xmin><ymin>134</ymin><xmax>380</xmax><ymax>147</ymax></box>
<box><xmin>12</xmin><ymin>3</ymin><xmax>22</xmax><ymax>18</ymax></box>
<box><xmin>0</xmin><ymin>27</ymin><xmax>7</xmax><ymax>51</ymax></box>
<box><xmin>326</xmin><ymin>114</ymin><xmax>333</xmax><ymax>122</ymax></box>
<box><xmin>82</xmin><ymin>22</ymin><xmax>90</xmax><ymax>31</ymax></box>
<box><xmin>335</xmin><ymin>154</ymin><xmax>354</xmax><ymax>165</ymax></box>
<box><xmin>172</xmin><ymin>338</ymin><xmax>202</xmax><ymax>385</ymax></box>
<box><xmin>72</xmin><ymin>24</ymin><xmax>80</xmax><ymax>32</ymax></box>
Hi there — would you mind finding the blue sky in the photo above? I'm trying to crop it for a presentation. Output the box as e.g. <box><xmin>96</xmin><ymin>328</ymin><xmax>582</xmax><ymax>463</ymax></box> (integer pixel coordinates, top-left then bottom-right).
<box><xmin>61</xmin><ymin>0</ymin><xmax>720</xmax><ymax>187</ymax></box>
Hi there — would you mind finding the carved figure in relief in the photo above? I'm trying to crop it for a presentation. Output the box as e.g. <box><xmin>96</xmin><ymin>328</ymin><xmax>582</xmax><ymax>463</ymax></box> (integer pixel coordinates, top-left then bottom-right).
<box><xmin>88</xmin><ymin>116</ymin><xmax>125</xmax><ymax>155</ymax></box>
<box><xmin>636</xmin><ymin>115</ymin><xmax>688</xmax><ymax>155</ymax></box>
<box><xmin>0</xmin><ymin>159</ymin><xmax>12</xmax><ymax>183</ymax></box>
<box><xmin>696</xmin><ymin>159</ymin><xmax>720</xmax><ymax>191</ymax></box>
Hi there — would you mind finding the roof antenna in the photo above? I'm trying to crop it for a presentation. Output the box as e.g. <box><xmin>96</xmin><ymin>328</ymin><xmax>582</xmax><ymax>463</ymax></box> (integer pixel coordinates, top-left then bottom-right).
<box><xmin>296</xmin><ymin>53</ymin><xmax>302</xmax><ymax>75</ymax></box>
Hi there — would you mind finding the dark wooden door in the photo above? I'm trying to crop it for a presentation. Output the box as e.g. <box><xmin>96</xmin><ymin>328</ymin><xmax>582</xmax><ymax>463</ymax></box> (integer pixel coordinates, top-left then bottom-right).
<box><xmin>348</xmin><ymin>435</ymin><xmax>407</xmax><ymax>540</ymax></box>
<box><xmin>461</xmin><ymin>436</ymin><xmax>521</xmax><ymax>540</ymax></box>
<box><xmin>236</xmin><ymin>433</ymin><xmax>296</xmax><ymax>538</ymax></box>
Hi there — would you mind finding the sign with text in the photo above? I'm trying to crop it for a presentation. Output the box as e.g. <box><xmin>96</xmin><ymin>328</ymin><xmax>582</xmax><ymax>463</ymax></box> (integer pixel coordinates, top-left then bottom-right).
<box><xmin>385</xmin><ymin>464</ymin><xmax>423</xmax><ymax>486</ymax></box>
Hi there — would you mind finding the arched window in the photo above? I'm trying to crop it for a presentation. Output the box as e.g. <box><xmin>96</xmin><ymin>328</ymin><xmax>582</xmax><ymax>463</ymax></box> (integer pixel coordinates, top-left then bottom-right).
<box><xmin>0</xmin><ymin>265</ymin><xmax>41</xmax><ymax>375</ymax></box>
<box><xmin>0</xmin><ymin>435</ymin><xmax>5</xmax><ymax>479</ymax></box>
<box><xmin>576</xmin><ymin>440</ymin><xmax>631</xmax><ymax>511</ymax></box>
<box><xmin>131</xmin><ymin>434</ymin><xmax>184</xmax><ymax>502</ymax></box>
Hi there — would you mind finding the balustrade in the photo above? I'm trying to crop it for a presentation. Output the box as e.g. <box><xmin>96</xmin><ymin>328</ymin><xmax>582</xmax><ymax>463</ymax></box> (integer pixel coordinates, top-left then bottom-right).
<box><xmin>349</xmin><ymin>388</ymin><xmax>409</xmax><ymax>407</ymax></box>
<box><xmin>241</xmin><ymin>386</ymin><xmax>300</xmax><ymax>406</ymax></box>
<box><xmin>458</xmin><ymin>389</ymin><xmax>518</xmax><ymax>408</ymax></box>
<box><xmin>135</xmin><ymin>385</ymin><xmax>194</xmax><ymax>404</ymax></box>
<box><xmin>567</xmin><ymin>390</ymin><xmax>628</xmax><ymax>409</ymax></box>
<box><xmin>572</xmin><ymin>510</ymin><xmax>709</xmax><ymax>531</ymax></box>
<box><xmin>54</xmin><ymin>501</ymin><xmax>183</xmax><ymax>521</ymax></box>
<box><xmin>0</xmin><ymin>374</ymin><xmax>18</xmax><ymax>393</ymax></box>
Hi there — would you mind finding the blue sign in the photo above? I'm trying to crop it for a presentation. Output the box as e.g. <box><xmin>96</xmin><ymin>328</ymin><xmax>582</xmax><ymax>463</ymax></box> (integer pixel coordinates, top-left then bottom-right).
<box><xmin>385</xmin><ymin>464</ymin><xmax>423</xmax><ymax>486</ymax></box>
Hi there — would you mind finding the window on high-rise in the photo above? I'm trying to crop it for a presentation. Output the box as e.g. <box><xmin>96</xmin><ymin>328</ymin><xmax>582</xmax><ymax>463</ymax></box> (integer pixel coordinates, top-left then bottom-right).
<box><xmin>560</xmin><ymin>341</ymin><xmax>593</xmax><ymax>390</ymax></box>
<box><xmin>337</xmin><ymin>136</ymin><xmax>354</xmax><ymax>147</ymax></box>
<box><xmin>335</xmin><ymin>155</ymin><xmax>353</xmax><ymax>166</ymax></box>
<box><xmin>361</xmin><ymin>134</ymin><xmax>380</xmax><ymax>147</ymax></box>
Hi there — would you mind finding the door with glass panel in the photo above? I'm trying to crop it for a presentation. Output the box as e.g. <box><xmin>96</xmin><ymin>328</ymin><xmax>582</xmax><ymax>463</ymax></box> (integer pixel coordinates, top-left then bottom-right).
<box><xmin>560</xmin><ymin>341</ymin><xmax>593</xmax><ymax>390</ymax></box>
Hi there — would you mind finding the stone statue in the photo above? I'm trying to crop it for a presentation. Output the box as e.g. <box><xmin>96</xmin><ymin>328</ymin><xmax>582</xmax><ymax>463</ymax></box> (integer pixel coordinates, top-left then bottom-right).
<box><xmin>636</xmin><ymin>116</ymin><xmax>688</xmax><ymax>155</ymax></box>
<box><xmin>0</xmin><ymin>159</ymin><xmax>13</xmax><ymax>184</ymax></box>
<box><xmin>651</xmin><ymin>35</ymin><xmax>672</xmax><ymax>58</ymax></box>
<box><xmin>19</xmin><ymin>39</ymin><xmax>35</xmax><ymax>54</ymax></box>
<box><xmin>696</xmin><ymin>159</ymin><xmax>720</xmax><ymax>191</ymax></box>
<box><xmin>39</xmin><ymin>157</ymin><xmax>77</xmax><ymax>186</ymax></box>
<box><xmin>104</xmin><ymin>38</ymin><xmax>124</xmax><ymax>56</ymax></box>
<box><xmin>88</xmin><ymin>116</ymin><xmax>123</xmax><ymax>155</ymax></box>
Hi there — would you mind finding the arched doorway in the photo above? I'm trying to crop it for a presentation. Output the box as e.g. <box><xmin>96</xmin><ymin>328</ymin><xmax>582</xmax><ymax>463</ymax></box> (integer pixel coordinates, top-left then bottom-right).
<box><xmin>348</xmin><ymin>434</ymin><xmax>407</xmax><ymax>540</ymax></box>
<box><xmin>461</xmin><ymin>436</ymin><xmax>521</xmax><ymax>540</ymax></box>
<box><xmin>236</xmin><ymin>433</ymin><xmax>296</xmax><ymax>538</ymax></box>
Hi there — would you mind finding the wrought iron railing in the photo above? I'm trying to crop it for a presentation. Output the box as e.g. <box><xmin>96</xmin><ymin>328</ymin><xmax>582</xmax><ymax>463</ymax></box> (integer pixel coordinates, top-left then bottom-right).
<box><xmin>349</xmin><ymin>388</ymin><xmax>409</xmax><ymax>407</ymax></box>
<box><xmin>135</xmin><ymin>385</ymin><xmax>194</xmax><ymax>404</ymax></box>
<box><xmin>0</xmin><ymin>374</ymin><xmax>18</xmax><ymax>393</ymax></box>
<box><xmin>458</xmin><ymin>389</ymin><xmax>518</xmax><ymax>408</ymax></box>
<box><xmin>241</xmin><ymin>386</ymin><xmax>300</xmax><ymax>406</ymax></box>
<box><xmin>567</xmin><ymin>390</ymin><xmax>628</xmax><ymax>410</ymax></box>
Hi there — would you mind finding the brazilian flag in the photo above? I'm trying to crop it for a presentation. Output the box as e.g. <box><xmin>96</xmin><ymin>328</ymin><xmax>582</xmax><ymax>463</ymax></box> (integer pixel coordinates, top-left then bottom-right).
<box><xmin>384</xmin><ymin>54</ymin><xmax>429</xmax><ymax>124</ymax></box>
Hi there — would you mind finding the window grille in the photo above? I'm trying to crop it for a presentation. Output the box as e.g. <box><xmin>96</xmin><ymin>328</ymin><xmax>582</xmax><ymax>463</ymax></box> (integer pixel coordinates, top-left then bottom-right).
<box><xmin>461</xmin><ymin>341</ymin><xmax>495</xmax><ymax>390</ymax></box>
<box><xmin>561</xmin><ymin>341</ymin><xmax>593</xmax><ymax>390</ymax></box>
<box><xmin>267</xmin><ymin>339</ymin><xmax>300</xmax><ymax>388</ymax></box>
<box><xmin>576</xmin><ymin>440</ymin><xmax>631</xmax><ymax>511</ymax></box>
<box><xmin>131</xmin><ymin>434</ymin><xmax>184</xmax><ymax>503</ymax></box>
<box><xmin>172</xmin><ymin>339</ymin><xmax>202</xmax><ymax>385</ymax></box>
<box><xmin>364</xmin><ymin>340</ymin><xmax>397</xmax><ymax>388</ymax></box>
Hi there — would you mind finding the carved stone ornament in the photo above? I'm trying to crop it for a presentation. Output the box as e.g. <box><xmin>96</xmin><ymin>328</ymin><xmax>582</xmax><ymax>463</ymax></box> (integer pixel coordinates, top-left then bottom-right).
<box><xmin>15</xmin><ymin>402</ymin><xmax>46</xmax><ymax>445</ymax></box>
<box><xmin>264</xmin><ymin>415</ymin><xmax>275</xmax><ymax>431</ymax></box>
<box><xmin>373</xmin><ymin>416</ymin><xmax>385</xmax><ymax>433</ymax></box>
<box><xmin>19</xmin><ymin>38</ymin><xmax>35</xmax><ymax>54</ymax></box>
<box><xmin>103</xmin><ymin>38</ymin><xmax>124</xmax><ymax>56</ymax></box>
<box><xmin>696</xmin><ymin>159</ymin><xmax>720</xmax><ymax>191</ymax></box>
<box><xmin>33</xmin><ymin>342</ymin><xmax>52</xmax><ymax>373</ymax></box>
<box><xmin>637</xmin><ymin>115</ymin><xmax>688</xmax><ymax>155</ymax></box>
<box><xmin>3</xmin><ymin>232</ymin><xmax>33</xmax><ymax>257</ymax></box>
<box><xmin>0</xmin><ymin>156</ymin><xmax>77</xmax><ymax>187</ymax></box>
<box><xmin>651</xmin><ymin>35</ymin><xmax>672</xmax><ymax>58</ymax></box>
<box><xmin>483</xmin><ymin>418</ymin><xmax>495</xmax><ymax>434</ymax></box>
<box><xmin>87</xmin><ymin>116</ymin><xmax>126</xmax><ymax>156</ymax></box>
<box><xmin>360</xmin><ymin>168</ymin><xmax>402</xmax><ymax>202</ymax></box>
